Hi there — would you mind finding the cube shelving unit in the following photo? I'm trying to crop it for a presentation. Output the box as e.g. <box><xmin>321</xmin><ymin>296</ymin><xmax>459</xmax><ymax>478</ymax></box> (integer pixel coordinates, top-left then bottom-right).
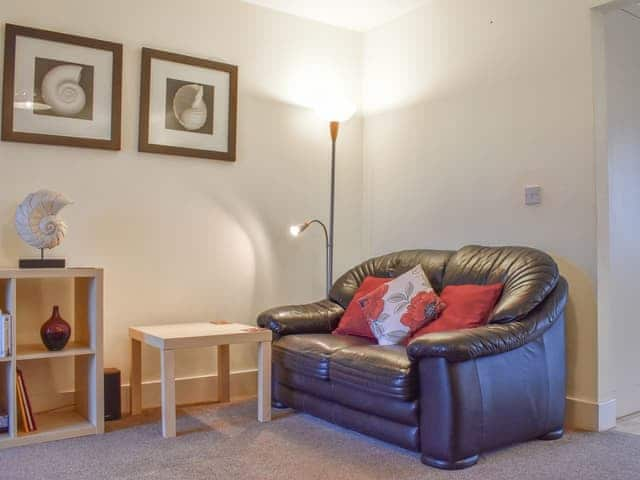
<box><xmin>0</xmin><ymin>268</ymin><xmax>103</xmax><ymax>448</ymax></box>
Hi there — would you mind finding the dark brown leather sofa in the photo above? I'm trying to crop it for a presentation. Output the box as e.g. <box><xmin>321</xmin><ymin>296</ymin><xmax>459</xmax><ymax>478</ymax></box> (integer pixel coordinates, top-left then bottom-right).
<box><xmin>257</xmin><ymin>246</ymin><xmax>567</xmax><ymax>469</ymax></box>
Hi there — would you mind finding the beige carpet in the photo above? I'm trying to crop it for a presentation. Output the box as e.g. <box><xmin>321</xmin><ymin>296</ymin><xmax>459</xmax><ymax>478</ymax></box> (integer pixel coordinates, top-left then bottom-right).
<box><xmin>1</xmin><ymin>399</ymin><xmax>639</xmax><ymax>480</ymax></box>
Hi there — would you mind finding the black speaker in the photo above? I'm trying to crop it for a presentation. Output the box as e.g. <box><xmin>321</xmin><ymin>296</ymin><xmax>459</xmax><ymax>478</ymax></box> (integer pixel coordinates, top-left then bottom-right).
<box><xmin>104</xmin><ymin>368</ymin><xmax>122</xmax><ymax>421</ymax></box>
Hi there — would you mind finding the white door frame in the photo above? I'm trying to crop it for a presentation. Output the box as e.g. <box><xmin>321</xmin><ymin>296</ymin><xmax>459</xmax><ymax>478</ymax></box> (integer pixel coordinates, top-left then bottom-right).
<box><xmin>590</xmin><ymin>0</ymin><xmax>639</xmax><ymax>430</ymax></box>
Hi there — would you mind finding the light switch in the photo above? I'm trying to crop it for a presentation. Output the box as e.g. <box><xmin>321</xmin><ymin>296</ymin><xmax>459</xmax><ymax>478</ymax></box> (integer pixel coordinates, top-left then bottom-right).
<box><xmin>525</xmin><ymin>185</ymin><xmax>542</xmax><ymax>206</ymax></box>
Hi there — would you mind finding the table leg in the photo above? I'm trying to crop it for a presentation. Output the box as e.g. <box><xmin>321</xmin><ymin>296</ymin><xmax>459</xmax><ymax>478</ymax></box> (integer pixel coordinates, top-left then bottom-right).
<box><xmin>130</xmin><ymin>338</ymin><xmax>142</xmax><ymax>416</ymax></box>
<box><xmin>217</xmin><ymin>344</ymin><xmax>230</xmax><ymax>403</ymax></box>
<box><xmin>161</xmin><ymin>350</ymin><xmax>176</xmax><ymax>438</ymax></box>
<box><xmin>257</xmin><ymin>341</ymin><xmax>271</xmax><ymax>422</ymax></box>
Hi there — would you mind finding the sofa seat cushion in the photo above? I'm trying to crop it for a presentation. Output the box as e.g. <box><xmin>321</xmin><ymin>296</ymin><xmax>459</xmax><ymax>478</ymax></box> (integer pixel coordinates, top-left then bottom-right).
<box><xmin>330</xmin><ymin>345</ymin><xmax>417</xmax><ymax>400</ymax></box>
<box><xmin>273</xmin><ymin>363</ymin><xmax>419</xmax><ymax>426</ymax></box>
<box><xmin>273</xmin><ymin>334</ymin><xmax>372</xmax><ymax>380</ymax></box>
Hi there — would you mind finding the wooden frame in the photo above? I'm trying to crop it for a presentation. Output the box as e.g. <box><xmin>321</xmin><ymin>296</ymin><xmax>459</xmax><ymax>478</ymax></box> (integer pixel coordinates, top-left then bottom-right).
<box><xmin>138</xmin><ymin>48</ymin><xmax>238</xmax><ymax>162</ymax></box>
<box><xmin>0</xmin><ymin>268</ymin><xmax>103</xmax><ymax>449</ymax></box>
<box><xmin>1</xmin><ymin>24</ymin><xmax>122</xmax><ymax>150</ymax></box>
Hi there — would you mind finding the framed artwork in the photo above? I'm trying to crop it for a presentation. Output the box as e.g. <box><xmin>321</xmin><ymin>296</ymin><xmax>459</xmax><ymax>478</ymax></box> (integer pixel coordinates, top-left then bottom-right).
<box><xmin>1</xmin><ymin>24</ymin><xmax>122</xmax><ymax>150</ymax></box>
<box><xmin>139</xmin><ymin>48</ymin><xmax>238</xmax><ymax>162</ymax></box>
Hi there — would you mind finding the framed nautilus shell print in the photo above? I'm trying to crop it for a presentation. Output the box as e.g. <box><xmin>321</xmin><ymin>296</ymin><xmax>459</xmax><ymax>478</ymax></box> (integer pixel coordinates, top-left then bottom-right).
<box><xmin>1</xmin><ymin>24</ymin><xmax>122</xmax><ymax>150</ymax></box>
<box><xmin>139</xmin><ymin>48</ymin><xmax>238</xmax><ymax>162</ymax></box>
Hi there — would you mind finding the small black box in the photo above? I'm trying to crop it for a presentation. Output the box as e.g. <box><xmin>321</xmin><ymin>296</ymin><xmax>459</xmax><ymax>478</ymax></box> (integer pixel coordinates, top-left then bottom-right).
<box><xmin>104</xmin><ymin>368</ymin><xmax>122</xmax><ymax>421</ymax></box>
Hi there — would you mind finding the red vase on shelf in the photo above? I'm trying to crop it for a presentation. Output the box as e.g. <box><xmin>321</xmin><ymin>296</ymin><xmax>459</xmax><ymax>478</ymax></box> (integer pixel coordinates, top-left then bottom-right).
<box><xmin>40</xmin><ymin>305</ymin><xmax>71</xmax><ymax>351</ymax></box>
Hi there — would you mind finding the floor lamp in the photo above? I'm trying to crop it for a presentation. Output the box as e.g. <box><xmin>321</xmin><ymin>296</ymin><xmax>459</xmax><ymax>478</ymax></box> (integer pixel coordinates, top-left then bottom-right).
<box><xmin>290</xmin><ymin>102</ymin><xmax>356</xmax><ymax>297</ymax></box>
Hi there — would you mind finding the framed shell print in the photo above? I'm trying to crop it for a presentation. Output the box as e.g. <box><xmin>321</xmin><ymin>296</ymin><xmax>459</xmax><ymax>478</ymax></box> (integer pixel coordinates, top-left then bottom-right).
<box><xmin>1</xmin><ymin>24</ymin><xmax>122</xmax><ymax>150</ymax></box>
<box><xmin>139</xmin><ymin>48</ymin><xmax>238</xmax><ymax>162</ymax></box>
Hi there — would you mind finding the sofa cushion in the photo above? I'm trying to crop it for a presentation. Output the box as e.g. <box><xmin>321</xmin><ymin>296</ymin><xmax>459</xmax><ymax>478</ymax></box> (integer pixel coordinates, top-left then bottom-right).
<box><xmin>442</xmin><ymin>245</ymin><xmax>559</xmax><ymax>324</ymax></box>
<box><xmin>359</xmin><ymin>265</ymin><xmax>445</xmax><ymax>345</ymax></box>
<box><xmin>330</xmin><ymin>249</ymin><xmax>454</xmax><ymax>309</ymax></box>
<box><xmin>273</xmin><ymin>334</ymin><xmax>372</xmax><ymax>380</ymax></box>
<box><xmin>408</xmin><ymin>283</ymin><xmax>504</xmax><ymax>342</ymax></box>
<box><xmin>332</xmin><ymin>276</ymin><xmax>389</xmax><ymax>339</ymax></box>
<box><xmin>330</xmin><ymin>345</ymin><xmax>417</xmax><ymax>401</ymax></box>
<box><xmin>273</xmin><ymin>363</ymin><xmax>420</xmax><ymax>426</ymax></box>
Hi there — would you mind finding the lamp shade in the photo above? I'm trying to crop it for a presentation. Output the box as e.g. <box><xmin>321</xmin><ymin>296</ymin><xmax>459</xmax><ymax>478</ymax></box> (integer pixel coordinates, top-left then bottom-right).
<box><xmin>315</xmin><ymin>97</ymin><xmax>356</xmax><ymax>123</ymax></box>
<box><xmin>290</xmin><ymin>222</ymin><xmax>310</xmax><ymax>237</ymax></box>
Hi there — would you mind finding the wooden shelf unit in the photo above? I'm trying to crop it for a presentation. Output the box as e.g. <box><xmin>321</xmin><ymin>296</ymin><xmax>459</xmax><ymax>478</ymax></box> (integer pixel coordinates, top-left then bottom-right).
<box><xmin>0</xmin><ymin>268</ymin><xmax>103</xmax><ymax>449</ymax></box>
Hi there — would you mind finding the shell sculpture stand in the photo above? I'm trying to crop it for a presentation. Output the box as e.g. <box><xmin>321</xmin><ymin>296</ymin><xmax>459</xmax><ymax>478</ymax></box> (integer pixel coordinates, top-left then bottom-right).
<box><xmin>15</xmin><ymin>190</ymin><xmax>72</xmax><ymax>269</ymax></box>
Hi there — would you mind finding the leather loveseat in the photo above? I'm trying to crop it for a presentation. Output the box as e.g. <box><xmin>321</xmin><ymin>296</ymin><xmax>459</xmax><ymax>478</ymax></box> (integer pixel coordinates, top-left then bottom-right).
<box><xmin>257</xmin><ymin>246</ymin><xmax>567</xmax><ymax>469</ymax></box>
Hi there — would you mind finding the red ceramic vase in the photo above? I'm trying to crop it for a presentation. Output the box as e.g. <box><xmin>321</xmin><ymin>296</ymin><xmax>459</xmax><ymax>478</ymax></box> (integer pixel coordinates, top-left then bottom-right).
<box><xmin>40</xmin><ymin>306</ymin><xmax>71</xmax><ymax>351</ymax></box>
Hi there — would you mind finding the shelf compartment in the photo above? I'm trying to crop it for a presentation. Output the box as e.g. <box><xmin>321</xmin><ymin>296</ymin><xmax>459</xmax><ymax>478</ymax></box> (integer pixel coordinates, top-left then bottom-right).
<box><xmin>0</xmin><ymin>361</ymin><xmax>12</xmax><ymax>440</ymax></box>
<box><xmin>0</xmin><ymin>277</ymin><xmax>14</xmax><ymax>313</ymax></box>
<box><xmin>8</xmin><ymin>409</ymin><xmax>96</xmax><ymax>448</ymax></box>
<box><xmin>16</xmin><ymin>342</ymin><xmax>93</xmax><ymax>361</ymax></box>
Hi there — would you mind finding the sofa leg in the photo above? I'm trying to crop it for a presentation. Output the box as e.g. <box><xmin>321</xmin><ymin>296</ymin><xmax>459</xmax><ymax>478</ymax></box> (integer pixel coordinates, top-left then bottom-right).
<box><xmin>539</xmin><ymin>428</ymin><xmax>564</xmax><ymax>441</ymax></box>
<box><xmin>272</xmin><ymin>400</ymin><xmax>287</xmax><ymax>409</ymax></box>
<box><xmin>421</xmin><ymin>454</ymin><xmax>479</xmax><ymax>470</ymax></box>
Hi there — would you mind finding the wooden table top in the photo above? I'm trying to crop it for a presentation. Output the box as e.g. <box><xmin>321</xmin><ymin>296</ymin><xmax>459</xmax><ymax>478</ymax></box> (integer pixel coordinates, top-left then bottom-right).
<box><xmin>129</xmin><ymin>322</ymin><xmax>272</xmax><ymax>350</ymax></box>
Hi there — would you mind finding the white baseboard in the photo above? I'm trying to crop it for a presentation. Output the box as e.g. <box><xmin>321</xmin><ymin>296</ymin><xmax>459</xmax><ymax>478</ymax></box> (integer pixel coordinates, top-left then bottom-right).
<box><xmin>31</xmin><ymin>369</ymin><xmax>258</xmax><ymax>415</ymax></box>
<box><xmin>120</xmin><ymin>369</ymin><xmax>258</xmax><ymax>414</ymax></box>
<box><xmin>566</xmin><ymin>396</ymin><xmax>617</xmax><ymax>431</ymax></box>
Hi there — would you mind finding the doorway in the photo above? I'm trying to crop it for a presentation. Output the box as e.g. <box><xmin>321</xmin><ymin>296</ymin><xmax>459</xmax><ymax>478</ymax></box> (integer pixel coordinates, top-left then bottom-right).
<box><xmin>593</xmin><ymin>0</ymin><xmax>640</xmax><ymax>431</ymax></box>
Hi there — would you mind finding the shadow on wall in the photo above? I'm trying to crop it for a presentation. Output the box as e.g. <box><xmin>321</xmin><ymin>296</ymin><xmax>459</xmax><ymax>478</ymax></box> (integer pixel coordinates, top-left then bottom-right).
<box><xmin>552</xmin><ymin>256</ymin><xmax>598</xmax><ymax>406</ymax></box>
<box><xmin>204</xmin><ymin>190</ymin><xmax>272</xmax><ymax>318</ymax></box>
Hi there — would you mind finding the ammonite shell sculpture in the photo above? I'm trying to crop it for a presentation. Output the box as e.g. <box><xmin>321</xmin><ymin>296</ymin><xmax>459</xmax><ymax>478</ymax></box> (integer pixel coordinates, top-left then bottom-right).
<box><xmin>41</xmin><ymin>65</ymin><xmax>87</xmax><ymax>116</ymax></box>
<box><xmin>15</xmin><ymin>190</ymin><xmax>72</xmax><ymax>250</ymax></box>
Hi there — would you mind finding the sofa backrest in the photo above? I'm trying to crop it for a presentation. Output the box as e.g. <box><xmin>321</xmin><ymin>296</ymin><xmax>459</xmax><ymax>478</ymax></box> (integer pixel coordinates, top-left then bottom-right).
<box><xmin>330</xmin><ymin>245</ymin><xmax>559</xmax><ymax>324</ymax></box>
<box><xmin>442</xmin><ymin>245</ymin><xmax>559</xmax><ymax>324</ymax></box>
<box><xmin>329</xmin><ymin>249</ymin><xmax>454</xmax><ymax>308</ymax></box>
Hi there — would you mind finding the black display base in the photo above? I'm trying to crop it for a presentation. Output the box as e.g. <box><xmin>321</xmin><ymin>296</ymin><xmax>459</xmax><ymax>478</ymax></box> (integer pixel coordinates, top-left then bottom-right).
<box><xmin>19</xmin><ymin>258</ymin><xmax>66</xmax><ymax>269</ymax></box>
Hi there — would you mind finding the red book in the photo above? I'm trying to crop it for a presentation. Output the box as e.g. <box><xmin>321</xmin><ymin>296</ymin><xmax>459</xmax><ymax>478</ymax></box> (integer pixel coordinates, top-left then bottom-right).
<box><xmin>16</xmin><ymin>373</ymin><xmax>29</xmax><ymax>432</ymax></box>
<box><xmin>17</xmin><ymin>370</ymin><xmax>37</xmax><ymax>432</ymax></box>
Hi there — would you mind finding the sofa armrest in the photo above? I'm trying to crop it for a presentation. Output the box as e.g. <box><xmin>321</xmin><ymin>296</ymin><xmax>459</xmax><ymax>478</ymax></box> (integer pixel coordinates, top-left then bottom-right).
<box><xmin>257</xmin><ymin>299</ymin><xmax>344</xmax><ymax>337</ymax></box>
<box><xmin>408</xmin><ymin>277</ymin><xmax>568</xmax><ymax>363</ymax></box>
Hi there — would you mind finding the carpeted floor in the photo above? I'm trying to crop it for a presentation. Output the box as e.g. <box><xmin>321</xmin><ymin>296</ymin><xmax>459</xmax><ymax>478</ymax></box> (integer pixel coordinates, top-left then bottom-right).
<box><xmin>2</xmin><ymin>399</ymin><xmax>640</xmax><ymax>480</ymax></box>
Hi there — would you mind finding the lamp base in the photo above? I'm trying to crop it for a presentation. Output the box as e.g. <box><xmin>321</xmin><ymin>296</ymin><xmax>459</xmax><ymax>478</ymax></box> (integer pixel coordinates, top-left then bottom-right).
<box><xmin>19</xmin><ymin>258</ymin><xmax>66</xmax><ymax>269</ymax></box>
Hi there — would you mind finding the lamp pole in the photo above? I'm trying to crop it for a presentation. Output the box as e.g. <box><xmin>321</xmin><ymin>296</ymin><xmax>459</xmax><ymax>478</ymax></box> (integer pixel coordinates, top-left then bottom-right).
<box><xmin>328</xmin><ymin>121</ymin><xmax>339</xmax><ymax>292</ymax></box>
<box><xmin>289</xmin><ymin>108</ymin><xmax>353</xmax><ymax>298</ymax></box>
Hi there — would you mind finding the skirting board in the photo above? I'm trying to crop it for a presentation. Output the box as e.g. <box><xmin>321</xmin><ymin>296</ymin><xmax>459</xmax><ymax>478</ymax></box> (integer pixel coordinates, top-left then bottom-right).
<box><xmin>29</xmin><ymin>369</ymin><xmax>258</xmax><ymax>416</ymax></box>
<box><xmin>566</xmin><ymin>396</ymin><xmax>617</xmax><ymax>431</ymax></box>
<box><xmin>120</xmin><ymin>369</ymin><xmax>258</xmax><ymax>414</ymax></box>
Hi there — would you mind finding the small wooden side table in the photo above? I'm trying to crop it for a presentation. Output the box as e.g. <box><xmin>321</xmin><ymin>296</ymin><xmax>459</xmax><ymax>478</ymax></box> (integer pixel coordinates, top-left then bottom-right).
<box><xmin>129</xmin><ymin>322</ymin><xmax>272</xmax><ymax>438</ymax></box>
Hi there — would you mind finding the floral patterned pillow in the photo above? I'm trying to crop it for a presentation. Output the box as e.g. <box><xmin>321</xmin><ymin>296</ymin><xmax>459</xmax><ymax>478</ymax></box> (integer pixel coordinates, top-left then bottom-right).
<box><xmin>358</xmin><ymin>265</ymin><xmax>446</xmax><ymax>345</ymax></box>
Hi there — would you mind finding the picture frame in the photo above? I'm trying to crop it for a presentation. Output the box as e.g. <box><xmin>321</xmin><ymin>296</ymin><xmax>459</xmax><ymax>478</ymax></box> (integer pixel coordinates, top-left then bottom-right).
<box><xmin>138</xmin><ymin>48</ymin><xmax>238</xmax><ymax>162</ymax></box>
<box><xmin>1</xmin><ymin>24</ymin><xmax>123</xmax><ymax>150</ymax></box>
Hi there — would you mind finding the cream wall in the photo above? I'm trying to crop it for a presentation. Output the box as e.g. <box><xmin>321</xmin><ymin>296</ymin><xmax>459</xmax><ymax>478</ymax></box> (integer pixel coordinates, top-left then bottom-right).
<box><xmin>604</xmin><ymin>9</ymin><xmax>640</xmax><ymax>417</ymax></box>
<box><xmin>0</xmin><ymin>0</ymin><xmax>364</xmax><ymax>410</ymax></box>
<box><xmin>1</xmin><ymin>0</ymin><xmax>626</xmax><ymax>429</ymax></box>
<box><xmin>362</xmin><ymin>0</ymin><xmax>603</xmax><ymax>427</ymax></box>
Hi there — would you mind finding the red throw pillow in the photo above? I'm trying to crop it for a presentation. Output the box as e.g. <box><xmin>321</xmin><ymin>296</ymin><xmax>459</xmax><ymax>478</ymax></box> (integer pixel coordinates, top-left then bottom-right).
<box><xmin>408</xmin><ymin>283</ymin><xmax>503</xmax><ymax>341</ymax></box>
<box><xmin>333</xmin><ymin>276</ymin><xmax>389</xmax><ymax>339</ymax></box>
